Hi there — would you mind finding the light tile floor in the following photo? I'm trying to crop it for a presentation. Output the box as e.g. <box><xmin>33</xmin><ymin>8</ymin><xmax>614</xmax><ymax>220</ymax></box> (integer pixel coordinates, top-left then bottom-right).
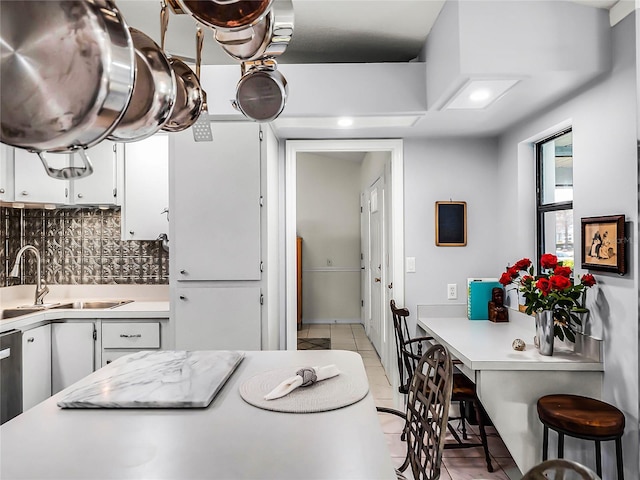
<box><xmin>298</xmin><ymin>323</ymin><xmax>519</xmax><ymax>480</ymax></box>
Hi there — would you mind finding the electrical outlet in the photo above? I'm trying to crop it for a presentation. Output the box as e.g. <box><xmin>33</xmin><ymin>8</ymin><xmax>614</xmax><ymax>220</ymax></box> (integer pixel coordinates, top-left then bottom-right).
<box><xmin>447</xmin><ymin>284</ymin><xmax>457</xmax><ymax>300</ymax></box>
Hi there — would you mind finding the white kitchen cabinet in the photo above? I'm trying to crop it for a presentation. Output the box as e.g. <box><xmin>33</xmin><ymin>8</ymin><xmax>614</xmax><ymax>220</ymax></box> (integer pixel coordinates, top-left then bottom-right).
<box><xmin>121</xmin><ymin>134</ymin><xmax>169</xmax><ymax>241</ymax></box>
<box><xmin>172</xmin><ymin>122</ymin><xmax>261</xmax><ymax>281</ymax></box>
<box><xmin>0</xmin><ymin>145</ymin><xmax>14</xmax><ymax>202</ymax></box>
<box><xmin>72</xmin><ymin>141</ymin><xmax>119</xmax><ymax>206</ymax></box>
<box><xmin>21</xmin><ymin>324</ymin><xmax>51</xmax><ymax>411</ymax></box>
<box><xmin>100</xmin><ymin>321</ymin><xmax>161</xmax><ymax>367</ymax></box>
<box><xmin>13</xmin><ymin>149</ymin><xmax>70</xmax><ymax>204</ymax></box>
<box><xmin>174</xmin><ymin>287</ymin><xmax>261</xmax><ymax>350</ymax></box>
<box><xmin>51</xmin><ymin>322</ymin><xmax>96</xmax><ymax>395</ymax></box>
<box><xmin>12</xmin><ymin>142</ymin><xmax>119</xmax><ymax>206</ymax></box>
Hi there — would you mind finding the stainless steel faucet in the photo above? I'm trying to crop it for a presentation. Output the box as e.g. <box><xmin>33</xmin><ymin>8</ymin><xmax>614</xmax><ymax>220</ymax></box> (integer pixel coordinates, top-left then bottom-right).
<box><xmin>10</xmin><ymin>245</ymin><xmax>49</xmax><ymax>306</ymax></box>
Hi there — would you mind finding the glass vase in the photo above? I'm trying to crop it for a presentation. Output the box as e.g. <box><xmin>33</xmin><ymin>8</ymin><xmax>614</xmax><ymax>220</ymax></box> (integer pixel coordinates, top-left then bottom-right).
<box><xmin>570</xmin><ymin>308</ymin><xmax>590</xmax><ymax>335</ymax></box>
<box><xmin>535</xmin><ymin>310</ymin><xmax>555</xmax><ymax>356</ymax></box>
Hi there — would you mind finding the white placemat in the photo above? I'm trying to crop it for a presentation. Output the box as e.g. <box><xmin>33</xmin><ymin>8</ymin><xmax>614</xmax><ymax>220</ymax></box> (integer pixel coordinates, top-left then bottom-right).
<box><xmin>239</xmin><ymin>367</ymin><xmax>369</xmax><ymax>413</ymax></box>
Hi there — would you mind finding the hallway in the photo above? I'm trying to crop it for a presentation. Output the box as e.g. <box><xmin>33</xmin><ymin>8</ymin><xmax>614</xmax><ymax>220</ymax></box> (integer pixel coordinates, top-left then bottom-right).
<box><xmin>298</xmin><ymin>323</ymin><xmax>519</xmax><ymax>479</ymax></box>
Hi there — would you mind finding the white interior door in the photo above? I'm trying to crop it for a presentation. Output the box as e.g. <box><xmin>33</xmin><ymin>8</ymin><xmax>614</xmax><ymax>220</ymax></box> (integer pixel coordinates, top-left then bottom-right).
<box><xmin>368</xmin><ymin>177</ymin><xmax>384</xmax><ymax>355</ymax></box>
<box><xmin>360</xmin><ymin>192</ymin><xmax>368</xmax><ymax>329</ymax></box>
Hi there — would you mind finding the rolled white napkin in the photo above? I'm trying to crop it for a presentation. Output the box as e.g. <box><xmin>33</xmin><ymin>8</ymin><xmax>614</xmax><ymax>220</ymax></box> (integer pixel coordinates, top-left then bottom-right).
<box><xmin>264</xmin><ymin>365</ymin><xmax>341</xmax><ymax>400</ymax></box>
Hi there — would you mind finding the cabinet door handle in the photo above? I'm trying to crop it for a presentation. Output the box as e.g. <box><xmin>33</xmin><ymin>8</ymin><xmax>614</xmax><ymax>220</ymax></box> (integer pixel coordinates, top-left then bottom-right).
<box><xmin>119</xmin><ymin>334</ymin><xmax>142</xmax><ymax>338</ymax></box>
<box><xmin>180</xmin><ymin>270</ymin><xmax>187</xmax><ymax>275</ymax></box>
<box><xmin>27</xmin><ymin>337</ymin><xmax>35</xmax><ymax>343</ymax></box>
<box><xmin>21</xmin><ymin>190</ymin><xmax>28</xmax><ymax>196</ymax></box>
<box><xmin>129</xmin><ymin>231</ymin><xmax>135</xmax><ymax>235</ymax></box>
<box><xmin>179</xmin><ymin>295</ymin><xmax>186</xmax><ymax>300</ymax></box>
<box><xmin>77</xmin><ymin>193</ymin><xmax>83</xmax><ymax>198</ymax></box>
<box><xmin>0</xmin><ymin>188</ymin><xmax>5</xmax><ymax>194</ymax></box>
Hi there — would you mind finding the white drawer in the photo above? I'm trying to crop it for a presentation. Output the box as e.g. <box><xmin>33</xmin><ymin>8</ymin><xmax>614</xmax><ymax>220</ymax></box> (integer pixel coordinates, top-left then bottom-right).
<box><xmin>102</xmin><ymin>322</ymin><xmax>160</xmax><ymax>349</ymax></box>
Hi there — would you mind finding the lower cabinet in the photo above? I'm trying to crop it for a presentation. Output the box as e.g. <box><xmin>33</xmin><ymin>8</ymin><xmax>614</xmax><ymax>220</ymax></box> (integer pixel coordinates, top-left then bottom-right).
<box><xmin>51</xmin><ymin>322</ymin><xmax>96</xmax><ymax>395</ymax></box>
<box><xmin>174</xmin><ymin>287</ymin><xmax>261</xmax><ymax>350</ymax></box>
<box><xmin>101</xmin><ymin>321</ymin><xmax>161</xmax><ymax>367</ymax></box>
<box><xmin>22</xmin><ymin>324</ymin><xmax>51</xmax><ymax>412</ymax></box>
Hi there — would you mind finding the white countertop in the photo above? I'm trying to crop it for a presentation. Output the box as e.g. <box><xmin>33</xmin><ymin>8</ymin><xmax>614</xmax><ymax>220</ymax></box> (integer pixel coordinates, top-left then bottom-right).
<box><xmin>0</xmin><ymin>350</ymin><xmax>396</xmax><ymax>480</ymax></box>
<box><xmin>0</xmin><ymin>285</ymin><xmax>169</xmax><ymax>333</ymax></box>
<box><xmin>417</xmin><ymin>312</ymin><xmax>603</xmax><ymax>372</ymax></box>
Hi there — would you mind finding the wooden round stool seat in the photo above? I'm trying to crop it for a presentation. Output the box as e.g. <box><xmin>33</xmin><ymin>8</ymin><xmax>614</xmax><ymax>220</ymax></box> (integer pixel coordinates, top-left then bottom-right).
<box><xmin>537</xmin><ymin>394</ymin><xmax>625</xmax><ymax>480</ymax></box>
<box><xmin>537</xmin><ymin>394</ymin><xmax>625</xmax><ymax>438</ymax></box>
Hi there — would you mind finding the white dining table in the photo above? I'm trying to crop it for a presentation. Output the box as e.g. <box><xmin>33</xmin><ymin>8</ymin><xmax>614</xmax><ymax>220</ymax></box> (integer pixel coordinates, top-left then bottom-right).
<box><xmin>417</xmin><ymin>310</ymin><xmax>604</xmax><ymax>475</ymax></box>
<box><xmin>0</xmin><ymin>349</ymin><xmax>396</xmax><ymax>480</ymax></box>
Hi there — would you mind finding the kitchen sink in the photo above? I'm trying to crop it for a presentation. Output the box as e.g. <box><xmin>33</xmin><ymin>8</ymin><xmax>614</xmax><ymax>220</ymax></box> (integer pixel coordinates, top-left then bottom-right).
<box><xmin>1</xmin><ymin>300</ymin><xmax>133</xmax><ymax>319</ymax></box>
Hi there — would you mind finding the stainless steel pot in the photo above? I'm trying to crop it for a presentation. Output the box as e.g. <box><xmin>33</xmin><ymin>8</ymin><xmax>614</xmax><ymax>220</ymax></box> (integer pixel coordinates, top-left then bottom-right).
<box><xmin>159</xmin><ymin>0</ymin><xmax>203</xmax><ymax>133</ymax></box>
<box><xmin>215</xmin><ymin>0</ymin><xmax>293</xmax><ymax>62</ymax></box>
<box><xmin>178</xmin><ymin>0</ymin><xmax>273</xmax><ymax>32</ymax></box>
<box><xmin>0</xmin><ymin>0</ymin><xmax>135</xmax><ymax>179</ymax></box>
<box><xmin>233</xmin><ymin>60</ymin><xmax>288</xmax><ymax>122</ymax></box>
<box><xmin>108</xmin><ymin>28</ymin><xmax>176</xmax><ymax>142</ymax></box>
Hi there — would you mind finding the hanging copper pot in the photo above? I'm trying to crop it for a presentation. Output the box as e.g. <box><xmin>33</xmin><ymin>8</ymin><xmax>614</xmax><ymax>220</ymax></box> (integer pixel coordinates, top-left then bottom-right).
<box><xmin>232</xmin><ymin>59</ymin><xmax>288</xmax><ymax>122</ymax></box>
<box><xmin>178</xmin><ymin>0</ymin><xmax>273</xmax><ymax>32</ymax></box>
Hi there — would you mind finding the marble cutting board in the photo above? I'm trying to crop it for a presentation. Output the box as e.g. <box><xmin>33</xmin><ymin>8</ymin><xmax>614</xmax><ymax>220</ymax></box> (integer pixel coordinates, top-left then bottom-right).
<box><xmin>57</xmin><ymin>350</ymin><xmax>245</xmax><ymax>408</ymax></box>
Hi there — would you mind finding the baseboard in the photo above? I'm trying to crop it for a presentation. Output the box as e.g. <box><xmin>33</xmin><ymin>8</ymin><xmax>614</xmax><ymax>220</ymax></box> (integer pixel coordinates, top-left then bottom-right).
<box><xmin>302</xmin><ymin>318</ymin><xmax>363</xmax><ymax>325</ymax></box>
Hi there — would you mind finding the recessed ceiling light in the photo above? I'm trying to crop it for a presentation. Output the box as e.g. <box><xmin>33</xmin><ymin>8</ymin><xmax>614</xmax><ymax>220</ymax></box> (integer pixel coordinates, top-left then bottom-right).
<box><xmin>337</xmin><ymin>117</ymin><xmax>354</xmax><ymax>127</ymax></box>
<box><xmin>445</xmin><ymin>79</ymin><xmax>520</xmax><ymax>110</ymax></box>
<box><xmin>469</xmin><ymin>89</ymin><xmax>491</xmax><ymax>102</ymax></box>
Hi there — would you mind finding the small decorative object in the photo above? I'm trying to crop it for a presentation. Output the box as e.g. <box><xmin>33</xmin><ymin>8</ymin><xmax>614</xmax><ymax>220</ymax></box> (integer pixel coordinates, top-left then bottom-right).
<box><xmin>512</xmin><ymin>338</ymin><xmax>525</xmax><ymax>351</ymax></box>
<box><xmin>499</xmin><ymin>254</ymin><xmax>597</xmax><ymax>354</ymax></box>
<box><xmin>435</xmin><ymin>201</ymin><xmax>466</xmax><ymax>246</ymax></box>
<box><xmin>581</xmin><ymin>215</ymin><xmax>626</xmax><ymax>275</ymax></box>
<box><xmin>488</xmin><ymin>287</ymin><xmax>509</xmax><ymax>322</ymax></box>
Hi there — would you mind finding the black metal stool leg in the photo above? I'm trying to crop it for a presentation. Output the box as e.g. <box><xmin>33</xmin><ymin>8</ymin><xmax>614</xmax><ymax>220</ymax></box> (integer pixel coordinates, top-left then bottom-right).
<box><xmin>460</xmin><ymin>400</ymin><xmax>468</xmax><ymax>440</ymax></box>
<box><xmin>557</xmin><ymin>432</ymin><xmax>564</xmax><ymax>458</ymax></box>
<box><xmin>542</xmin><ymin>425</ymin><xmax>549</xmax><ymax>461</ymax></box>
<box><xmin>595</xmin><ymin>440</ymin><xmax>602</xmax><ymax>477</ymax></box>
<box><xmin>474</xmin><ymin>399</ymin><xmax>493</xmax><ymax>472</ymax></box>
<box><xmin>615</xmin><ymin>436</ymin><xmax>624</xmax><ymax>480</ymax></box>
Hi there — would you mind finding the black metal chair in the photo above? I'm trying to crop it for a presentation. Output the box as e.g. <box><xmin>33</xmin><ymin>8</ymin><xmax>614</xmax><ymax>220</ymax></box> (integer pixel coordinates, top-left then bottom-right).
<box><xmin>389</xmin><ymin>299</ymin><xmax>494</xmax><ymax>472</ymax></box>
<box><xmin>377</xmin><ymin>343</ymin><xmax>454</xmax><ymax>480</ymax></box>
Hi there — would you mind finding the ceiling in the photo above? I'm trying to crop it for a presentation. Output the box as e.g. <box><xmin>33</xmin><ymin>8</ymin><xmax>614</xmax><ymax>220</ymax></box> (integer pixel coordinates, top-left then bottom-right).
<box><xmin>117</xmin><ymin>0</ymin><xmax>631</xmax><ymax>138</ymax></box>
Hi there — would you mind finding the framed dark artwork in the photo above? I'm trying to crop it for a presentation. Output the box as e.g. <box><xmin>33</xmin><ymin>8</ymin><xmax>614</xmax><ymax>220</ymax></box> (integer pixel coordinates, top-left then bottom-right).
<box><xmin>435</xmin><ymin>201</ymin><xmax>467</xmax><ymax>246</ymax></box>
<box><xmin>581</xmin><ymin>215</ymin><xmax>626</xmax><ymax>274</ymax></box>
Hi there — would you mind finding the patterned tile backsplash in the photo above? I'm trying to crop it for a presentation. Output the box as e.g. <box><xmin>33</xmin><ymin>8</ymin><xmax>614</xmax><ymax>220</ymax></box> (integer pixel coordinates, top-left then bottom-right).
<box><xmin>0</xmin><ymin>207</ymin><xmax>168</xmax><ymax>286</ymax></box>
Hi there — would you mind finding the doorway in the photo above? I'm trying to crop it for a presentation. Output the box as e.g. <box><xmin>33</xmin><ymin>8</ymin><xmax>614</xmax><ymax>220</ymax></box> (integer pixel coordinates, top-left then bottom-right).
<box><xmin>285</xmin><ymin>139</ymin><xmax>403</xmax><ymax>375</ymax></box>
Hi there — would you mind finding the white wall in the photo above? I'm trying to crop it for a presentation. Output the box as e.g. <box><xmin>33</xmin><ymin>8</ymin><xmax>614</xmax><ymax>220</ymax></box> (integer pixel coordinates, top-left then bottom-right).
<box><xmin>496</xmin><ymin>13</ymin><xmax>638</xmax><ymax>478</ymax></box>
<box><xmin>403</xmin><ymin>137</ymin><xmax>501</xmax><ymax>333</ymax></box>
<box><xmin>296</xmin><ymin>153</ymin><xmax>362</xmax><ymax>323</ymax></box>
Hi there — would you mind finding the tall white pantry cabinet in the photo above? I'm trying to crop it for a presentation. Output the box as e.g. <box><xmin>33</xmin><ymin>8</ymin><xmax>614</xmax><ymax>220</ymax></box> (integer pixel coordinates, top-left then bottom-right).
<box><xmin>169</xmin><ymin>122</ymin><xmax>279</xmax><ymax>351</ymax></box>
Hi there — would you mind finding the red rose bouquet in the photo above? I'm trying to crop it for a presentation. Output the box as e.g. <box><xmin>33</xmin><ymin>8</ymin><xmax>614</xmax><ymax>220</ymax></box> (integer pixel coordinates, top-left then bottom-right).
<box><xmin>499</xmin><ymin>254</ymin><xmax>596</xmax><ymax>341</ymax></box>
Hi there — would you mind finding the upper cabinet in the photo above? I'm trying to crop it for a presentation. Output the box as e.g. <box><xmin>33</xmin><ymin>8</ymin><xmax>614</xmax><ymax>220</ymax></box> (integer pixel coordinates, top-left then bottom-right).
<box><xmin>0</xmin><ymin>145</ymin><xmax>13</xmax><ymax>202</ymax></box>
<box><xmin>172</xmin><ymin>122</ymin><xmax>262</xmax><ymax>281</ymax></box>
<box><xmin>121</xmin><ymin>134</ymin><xmax>169</xmax><ymax>241</ymax></box>
<box><xmin>9</xmin><ymin>142</ymin><xmax>119</xmax><ymax>206</ymax></box>
<box><xmin>73</xmin><ymin>141</ymin><xmax>119</xmax><ymax>206</ymax></box>
<box><xmin>13</xmin><ymin>149</ymin><xmax>70</xmax><ymax>204</ymax></box>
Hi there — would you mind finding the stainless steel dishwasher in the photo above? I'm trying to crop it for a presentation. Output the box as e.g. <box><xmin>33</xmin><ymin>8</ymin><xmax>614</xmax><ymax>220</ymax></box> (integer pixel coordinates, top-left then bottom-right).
<box><xmin>1</xmin><ymin>329</ymin><xmax>23</xmax><ymax>424</ymax></box>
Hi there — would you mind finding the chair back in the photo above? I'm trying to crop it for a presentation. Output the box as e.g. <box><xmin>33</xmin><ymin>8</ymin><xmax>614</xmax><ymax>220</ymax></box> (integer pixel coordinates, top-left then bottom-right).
<box><xmin>405</xmin><ymin>343</ymin><xmax>454</xmax><ymax>480</ymax></box>
<box><xmin>390</xmin><ymin>299</ymin><xmax>420</xmax><ymax>391</ymax></box>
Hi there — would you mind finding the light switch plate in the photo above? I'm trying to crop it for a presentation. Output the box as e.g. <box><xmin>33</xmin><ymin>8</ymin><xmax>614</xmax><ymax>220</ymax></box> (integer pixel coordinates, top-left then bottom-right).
<box><xmin>406</xmin><ymin>257</ymin><xmax>416</xmax><ymax>273</ymax></box>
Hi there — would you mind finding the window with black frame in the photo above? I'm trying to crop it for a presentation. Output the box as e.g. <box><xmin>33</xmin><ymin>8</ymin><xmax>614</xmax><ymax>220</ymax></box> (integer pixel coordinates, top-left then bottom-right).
<box><xmin>536</xmin><ymin>129</ymin><xmax>574</xmax><ymax>268</ymax></box>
